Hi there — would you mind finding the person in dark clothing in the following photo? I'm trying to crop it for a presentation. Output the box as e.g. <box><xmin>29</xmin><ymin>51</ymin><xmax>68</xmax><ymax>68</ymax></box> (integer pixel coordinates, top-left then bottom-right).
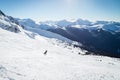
<box><xmin>44</xmin><ymin>50</ymin><xmax>47</xmax><ymax>55</ymax></box>
<box><xmin>78</xmin><ymin>52</ymin><xmax>81</xmax><ymax>55</ymax></box>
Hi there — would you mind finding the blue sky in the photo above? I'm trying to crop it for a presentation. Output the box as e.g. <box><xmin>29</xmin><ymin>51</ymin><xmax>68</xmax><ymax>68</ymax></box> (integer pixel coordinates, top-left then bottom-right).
<box><xmin>0</xmin><ymin>0</ymin><xmax>120</xmax><ymax>22</ymax></box>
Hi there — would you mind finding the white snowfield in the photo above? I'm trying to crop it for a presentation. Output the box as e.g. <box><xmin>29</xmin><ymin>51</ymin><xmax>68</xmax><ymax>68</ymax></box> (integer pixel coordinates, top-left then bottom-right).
<box><xmin>0</xmin><ymin>28</ymin><xmax>120</xmax><ymax>80</ymax></box>
<box><xmin>24</xmin><ymin>26</ymin><xmax>73</xmax><ymax>44</ymax></box>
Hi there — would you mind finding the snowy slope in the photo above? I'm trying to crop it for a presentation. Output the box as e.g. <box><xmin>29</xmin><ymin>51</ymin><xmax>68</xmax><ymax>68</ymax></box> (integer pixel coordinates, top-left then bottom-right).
<box><xmin>24</xmin><ymin>26</ymin><xmax>73</xmax><ymax>43</ymax></box>
<box><xmin>0</xmin><ymin>25</ymin><xmax>120</xmax><ymax>80</ymax></box>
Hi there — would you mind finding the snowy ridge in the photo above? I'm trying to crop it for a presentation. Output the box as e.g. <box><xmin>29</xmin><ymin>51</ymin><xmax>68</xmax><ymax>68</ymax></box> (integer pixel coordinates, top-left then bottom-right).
<box><xmin>0</xmin><ymin>10</ymin><xmax>22</xmax><ymax>33</ymax></box>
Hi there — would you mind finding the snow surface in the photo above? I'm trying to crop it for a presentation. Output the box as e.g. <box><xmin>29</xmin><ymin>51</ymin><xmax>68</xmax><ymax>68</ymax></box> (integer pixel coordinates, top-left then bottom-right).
<box><xmin>23</xmin><ymin>25</ymin><xmax>74</xmax><ymax>44</ymax></box>
<box><xmin>0</xmin><ymin>27</ymin><xmax>120</xmax><ymax>80</ymax></box>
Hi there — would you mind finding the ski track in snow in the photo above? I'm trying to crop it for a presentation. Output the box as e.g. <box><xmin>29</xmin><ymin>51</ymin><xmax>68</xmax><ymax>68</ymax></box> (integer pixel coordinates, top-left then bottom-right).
<box><xmin>0</xmin><ymin>28</ymin><xmax>120</xmax><ymax>80</ymax></box>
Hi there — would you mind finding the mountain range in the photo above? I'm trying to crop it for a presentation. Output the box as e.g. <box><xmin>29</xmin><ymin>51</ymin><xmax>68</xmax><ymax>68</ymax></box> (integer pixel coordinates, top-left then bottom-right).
<box><xmin>0</xmin><ymin>10</ymin><xmax>120</xmax><ymax>80</ymax></box>
<box><xmin>1</xmin><ymin>10</ymin><xmax>120</xmax><ymax>58</ymax></box>
<box><xmin>16</xmin><ymin>15</ymin><xmax>120</xmax><ymax>58</ymax></box>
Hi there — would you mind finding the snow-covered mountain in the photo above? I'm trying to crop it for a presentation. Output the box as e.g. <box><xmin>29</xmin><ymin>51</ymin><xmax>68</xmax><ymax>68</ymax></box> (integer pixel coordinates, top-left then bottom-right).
<box><xmin>40</xmin><ymin>19</ymin><xmax>120</xmax><ymax>32</ymax></box>
<box><xmin>17</xmin><ymin>17</ymin><xmax>120</xmax><ymax>33</ymax></box>
<box><xmin>0</xmin><ymin>10</ymin><xmax>79</xmax><ymax>50</ymax></box>
<box><xmin>16</xmin><ymin>18</ymin><xmax>39</xmax><ymax>28</ymax></box>
<box><xmin>0</xmin><ymin>10</ymin><xmax>120</xmax><ymax>80</ymax></box>
<box><xmin>0</xmin><ymin>10</ymin><xmax>23</xmax><ymax>33</ymax></box>
<box><xmin>16</xmin><ymin>17</ymin><xmax>120</xmax><ymax>58</ymax></box>
<box><xmin>47</xmin><ymin>23</ymin><xmax>120</xmax><ymax>57</ymax></box>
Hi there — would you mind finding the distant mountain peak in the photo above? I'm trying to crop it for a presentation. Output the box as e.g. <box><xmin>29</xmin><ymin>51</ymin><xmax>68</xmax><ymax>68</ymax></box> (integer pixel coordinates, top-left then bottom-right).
<box><xmin>0</xmin><ymin>10</ymin><xmax>6</xmax><ymax>16</ymax></box>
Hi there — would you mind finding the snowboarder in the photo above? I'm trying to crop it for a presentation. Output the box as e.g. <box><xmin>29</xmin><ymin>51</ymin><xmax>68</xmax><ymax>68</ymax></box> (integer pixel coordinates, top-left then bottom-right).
<box><xmin>78</xmin><ymin>52</ymin><xmax>81</xmax><ymax>55</ymax></box>
<box><xmin>44</xmin><ymin>50</ymin><xmax>47</xmax><ymax>55</ymax></box>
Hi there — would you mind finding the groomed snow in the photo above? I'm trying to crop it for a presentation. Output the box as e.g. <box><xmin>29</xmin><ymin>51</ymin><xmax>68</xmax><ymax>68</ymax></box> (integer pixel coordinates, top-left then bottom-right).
<box><xmin>0</xmin><ymin>28</ymin><xmax>120</xmax><ymax>80</ymax></box>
